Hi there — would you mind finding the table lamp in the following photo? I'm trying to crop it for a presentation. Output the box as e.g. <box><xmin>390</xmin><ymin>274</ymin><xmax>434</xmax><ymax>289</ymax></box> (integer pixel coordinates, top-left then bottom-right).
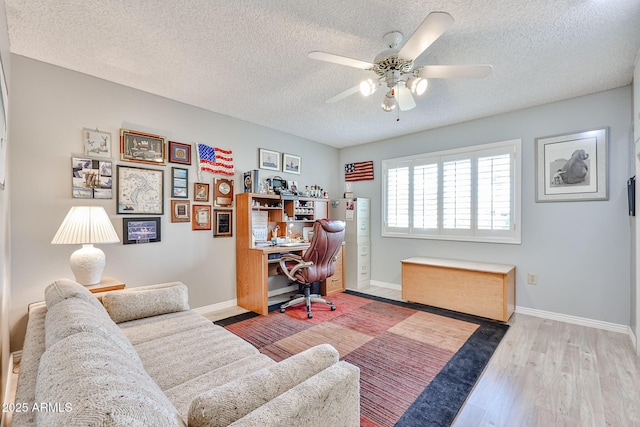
<box><xmin>51</xmin><ymin>206</ymin><xmax>120</xmax><ymax>285</ymax></box>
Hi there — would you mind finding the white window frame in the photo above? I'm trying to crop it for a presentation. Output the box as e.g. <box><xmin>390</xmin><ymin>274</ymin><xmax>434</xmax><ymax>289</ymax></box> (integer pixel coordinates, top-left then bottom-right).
<box><xmin>382</xmin><ymin>139</ymin><xmax>522</xmax><ymax>244</ymax></box>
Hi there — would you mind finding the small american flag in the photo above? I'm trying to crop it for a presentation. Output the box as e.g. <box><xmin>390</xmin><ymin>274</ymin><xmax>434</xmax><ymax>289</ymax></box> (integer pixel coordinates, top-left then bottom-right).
<box><xmin>345</xmin><ymin>161</ymin><xmax>374</xmax><ymax>181</ymax></box>
<box><xmin>197</xmin><ymin>144</ymin><xmax>234</xmax><ymax>176</ymax></box>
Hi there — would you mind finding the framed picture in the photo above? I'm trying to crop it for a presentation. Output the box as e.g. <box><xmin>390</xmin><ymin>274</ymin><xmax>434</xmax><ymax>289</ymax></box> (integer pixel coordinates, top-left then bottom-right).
<box><xmin>171</xmin><ymin>167</ymin><xmax>188</xmax><ymax>198</ymax></box>
<box><xmin>168</xmin><ymin>141</ymin><xmax>192</xmax><ymax>164</ymax></box>
<box><xmin>120</xmin><ymin>129</ymin><xmax>166</xmax><ymax>165</ymax></box>
<box><xmin>72</xmin><ymin>157</ymin><xmax>113</xmax><ymax>199</ymax></box>
<box><xmin>214</xmin><ymin>177</ymin><xmax>234</xmax><ymax>207</ymax></box>
<box><xmin>117</xmin><ymin>165</ymin><xmax>164</xmax><ymax>214</ymax></box>
<box><xmin>535</xmin><ymin>128</ymin><xmax>608</xmax><ymax>202</ymax></box>
<box><xmin>194</xmin><ymin>183</ymin><xmax>209</xmax><ymax>202</ymax></box>
<box><xmin>170</xmin><ymin>200</ymin><xmax>190</xmax><ymax>223</ymax></box>
<box><xmin>122</xmin><ymin>217</ymin><xmax>161</xmax><ymax>244</ymax></box>
<box><xmin>283</xmin><ymin>153</ymin><xmax>301</xmax><ymax>174</ymax></box>
<box><xmin>259</xmin><ymin>148</ymin><xmax>280</xmax><ymax>171</ymax></box>
<box><xmin>82</xmin><ymin>128</ymin><xmax>112</xmax><ymax>158</ymax></box>
<box><xmin>192</xmin><ymin>204</ymin><xmax>212</xmax><ymax>230</ymax></box>
<box><xmin>214</xmin><ymin>209</ymin><xmax>233</xmax><ymax>237</ymax></box>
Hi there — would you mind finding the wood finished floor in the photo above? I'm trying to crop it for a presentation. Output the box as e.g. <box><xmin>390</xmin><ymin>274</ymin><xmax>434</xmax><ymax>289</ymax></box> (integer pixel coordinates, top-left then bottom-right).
<box><xmin>204</xmin><ymin>285</ymin><xmax>640</xmax><ymax>427</ymax></box>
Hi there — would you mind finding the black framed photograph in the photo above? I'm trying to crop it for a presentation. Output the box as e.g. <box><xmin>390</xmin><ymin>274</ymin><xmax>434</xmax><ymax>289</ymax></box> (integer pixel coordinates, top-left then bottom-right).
<box><xmin>120</xmin><ymin>129</ymin><xmax>166</xmax><ymax>165</ymax></box>
<box><xmin>535</xmin><ymin>128</ymin><xmax>608</xmax><ymax>202</ymax></box>
<box><xmin>259</xmin><ymin>148</ymin><xmax>280</xmax><ymax>171</ymax></box>
<box><xmin>168</xmin><ymin>141</ymin><xmax>192</xmax><ymax>164</ymax></box>
<box><xmin>122</xmin><ymin>217</ymin><xmax>161</xmax><ymax>244</ymax></box>
<box><xmin>171</xmin><ymin>167</ymin><xmax>188</xmax><ymax>198</ymax></box>
<box><xmin>214</xmin><ymin>209</ymin><xmax>233</xmax><ymax>237</ymax></box>
<box><xmin>117</xmin><ymin>165</ymin><xmax>164</xmax><ymax>214</ymax></box>
<box><xmin>72</xmin><ymin>156</ymin><xmax>113</xmax><ymax>199</ymax></box>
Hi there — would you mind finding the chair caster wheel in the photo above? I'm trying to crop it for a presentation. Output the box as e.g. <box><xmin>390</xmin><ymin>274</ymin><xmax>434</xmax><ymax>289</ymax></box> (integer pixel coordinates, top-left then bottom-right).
<box><xmin>280</xmin><ymin>308</ymin><xmax>285</xmax><ymax>313</ymax></box>
<box><xmin>307</xmin><ymin>313</ymin><xmax>313</xmax><ymax>319</ymax></box>
<box><xmin>330</xmin><ymin>306</ymin><xmax>336</xmax><ymax>311</ymax></box>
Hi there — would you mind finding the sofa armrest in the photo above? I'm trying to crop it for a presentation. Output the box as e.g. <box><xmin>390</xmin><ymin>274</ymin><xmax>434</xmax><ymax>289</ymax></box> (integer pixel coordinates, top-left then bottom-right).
<box><xmin>188</xmin><ymin>344</ymin><xmax>340</xmax><ymax>427</ymax></box>
<box><xmin>230</xmin><ymin>361</ymin><xmax>360</xmax><ymax>427</ymax></box>
<box><xmin>102</xmin><ymin>282</ymin><xmax>189</xmax><ymax>323</ymax></box>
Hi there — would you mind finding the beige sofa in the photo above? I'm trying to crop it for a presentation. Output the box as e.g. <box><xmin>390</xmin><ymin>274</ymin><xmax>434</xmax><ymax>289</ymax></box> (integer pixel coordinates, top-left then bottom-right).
<box><xmin>12</xmin><ymin>279</ymin><xmax>360</xmax><ymax>426</ymax></box>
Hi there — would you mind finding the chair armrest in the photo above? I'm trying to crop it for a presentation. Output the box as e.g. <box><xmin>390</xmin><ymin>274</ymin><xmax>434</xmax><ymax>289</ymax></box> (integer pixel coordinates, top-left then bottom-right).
<box><xmin>278</xmin><ymin>256</ymin><xmax>313</xmax><ymax>282</ymax></box>
<box><xmin>230</xmin><ymin>361</ymin><xmax>360</xmax><ymax>427</ymax></box>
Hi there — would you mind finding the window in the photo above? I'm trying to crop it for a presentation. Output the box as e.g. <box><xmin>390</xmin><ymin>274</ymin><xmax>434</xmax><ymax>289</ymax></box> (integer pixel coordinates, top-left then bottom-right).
<box><xmin>383</xmin><ymin>139</ymin><xmax>521</xmax><ymax>244</ymax></box>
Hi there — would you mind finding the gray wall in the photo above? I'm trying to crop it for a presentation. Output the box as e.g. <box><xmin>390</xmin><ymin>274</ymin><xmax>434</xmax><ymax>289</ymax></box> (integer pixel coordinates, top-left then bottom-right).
<box><xmin>340</xmin><ymin>87</ymin><xmax>633</xmax><ymax>325</ymax></box>
<box><xmin>8</xmin><ymin>55</ymin><xmax>341</xmax><ymax>349</ymax></box>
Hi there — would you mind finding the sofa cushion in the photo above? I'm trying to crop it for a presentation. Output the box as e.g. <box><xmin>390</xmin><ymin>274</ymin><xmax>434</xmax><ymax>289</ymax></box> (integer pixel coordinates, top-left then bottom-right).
<box><xmin>44</xmin><ymin>297</ymin><xmax>140</xmax><ymax>363</ymax></box>
<box><xmin>44</xmin><ymin>278</ymin><xmax>104</xmax><ymax>311</ymax></box>
<box><xmin>188</xmin><ymin>344</ymin><xmax>339</xmax><ymax>427</ymax></box>
<box><xmin>35</xmin><ymin>331</ymin><xmax>185</xmax><ymax>427</ymax></box>
<box><xmin>102</xmin><ymin>282</ymin><xmax>190</xmax><ymax>323</ymax></box>
<box><xmin>118</xmin><ymin>309</ymin><xmax>213</xmax><ymax>345</ymax></box>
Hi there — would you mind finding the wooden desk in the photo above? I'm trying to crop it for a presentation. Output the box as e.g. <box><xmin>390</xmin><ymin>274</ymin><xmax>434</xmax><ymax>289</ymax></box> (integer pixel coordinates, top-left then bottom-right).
<box><xmin>236</xmin><ymin>245</ymin><xmax>308</xmax><ymax>315</ymax></box>
<box><xmin>85</xmin><ymin>276</ymin><xmax>126</xmax><ymax>294</ymax></box>
<box><xmin>401</xmin><ymin>257</ymin><xmax>515</xmax><ymax>322</ymax></box>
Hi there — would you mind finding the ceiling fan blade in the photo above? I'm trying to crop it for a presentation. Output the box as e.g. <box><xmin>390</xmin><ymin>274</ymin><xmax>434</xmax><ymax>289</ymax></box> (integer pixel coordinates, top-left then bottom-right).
<box><xmin>309</xmin><ymin>51</ymin><xmax>374</xmax><ymax>70</ymax></box>
<box><xmin>326</xmin><ymin>84</ymin><xmax>361</xmax><ymax>104</ymax></box>
<box><xmin>395</xmin><ymin>85</ymin><xmax>416</xmax><ymax>111</ymax></box>
<box><xmin>398</xmin><ymin>12</ymin><xmax>454</xmax><ymax>61</ymax></box>
<box><xmin>418</xmin><ymin>65</ymin><xmax>493</xmax><ymax>79</ymax></box>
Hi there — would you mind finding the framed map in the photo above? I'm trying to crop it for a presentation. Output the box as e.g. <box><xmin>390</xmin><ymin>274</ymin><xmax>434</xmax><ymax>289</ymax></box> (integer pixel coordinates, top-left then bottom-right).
<box><xmin>117</xmin><ymin>165</ymin><xmax>164</xmax><ymax>215</ymax></box>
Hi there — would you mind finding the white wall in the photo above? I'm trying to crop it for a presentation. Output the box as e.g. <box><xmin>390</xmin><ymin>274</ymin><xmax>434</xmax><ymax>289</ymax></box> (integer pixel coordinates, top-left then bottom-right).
<box><xmin>8</xmin><ymin>55</ymin><xmax>341</xmax><ymax>350</ymax></box>
<box><xmin>340</xmin><ymin>87</ymin><xmax>633</xmax><ymax>325</ymax></box>
<box><xmin>633</xmin><ymin>50</ymin><xmax>640</xmax><ymax>348</ymax></box>
<box><xmin>0</xmin><ymin>0</ymin><xmax>10</xmax><ymax>407</ymax></box>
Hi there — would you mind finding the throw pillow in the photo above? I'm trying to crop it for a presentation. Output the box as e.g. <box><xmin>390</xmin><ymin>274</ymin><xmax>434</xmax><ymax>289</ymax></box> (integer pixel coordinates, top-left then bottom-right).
<box><xmin>102</xmin><ymin>282</ymin><xmax>189</xmax><ymax>323</ymax></box>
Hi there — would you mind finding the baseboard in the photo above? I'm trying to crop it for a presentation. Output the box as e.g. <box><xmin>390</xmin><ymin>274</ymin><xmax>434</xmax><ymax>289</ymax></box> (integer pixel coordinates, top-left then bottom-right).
<box><xmin>192</xmin><ymin>299</ymin><xmax>238</xmax><ymax>315</ymax></box>
<box><xmin>369</xmin><ymin>280</ymin><xmax>402</xmax><ymax>291</ymax></box>
<box><xmin>515</xmin><ymin>305</ymin><xmax>631</xmax><ymax>336</ymax></box>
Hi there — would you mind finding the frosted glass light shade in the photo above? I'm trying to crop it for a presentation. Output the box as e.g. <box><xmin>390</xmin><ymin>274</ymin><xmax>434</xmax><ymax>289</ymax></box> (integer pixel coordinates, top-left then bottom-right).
<box><xmin>52</xmin><ymin>206</ymin><xmax>120</xmax><ymax>285</ymax></box>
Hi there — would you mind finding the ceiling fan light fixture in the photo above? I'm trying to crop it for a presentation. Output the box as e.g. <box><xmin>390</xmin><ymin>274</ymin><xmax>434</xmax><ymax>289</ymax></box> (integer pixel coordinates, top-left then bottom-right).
<box><xmin>359</xmin><ymin>78</ymin><xmax>379</xmax><ymax>96</ymax></box>
<box><xmin>381</xmin><ymin>92</ymin><xmax>396</xmax><ymax>112</ymax></box>
<box><xmin>407</xmin><ymin>76</ymin><xmax>428</xmax><ymax>96</ymax></box>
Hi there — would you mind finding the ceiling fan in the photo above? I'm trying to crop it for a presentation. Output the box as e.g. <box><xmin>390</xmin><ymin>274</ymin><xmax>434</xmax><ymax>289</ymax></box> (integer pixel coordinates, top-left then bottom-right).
<box><xmin>309</xmin><ymin>12</ymin><xmax>492</xmax><ymax>113</ymax></box>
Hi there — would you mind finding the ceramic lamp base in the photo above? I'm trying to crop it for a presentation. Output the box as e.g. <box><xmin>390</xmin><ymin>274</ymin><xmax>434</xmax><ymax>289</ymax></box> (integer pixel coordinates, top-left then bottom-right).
<box><xmin>69</xmin><ymin>244</ymin><xmax>105</xmax><ymax>285</ymax></box>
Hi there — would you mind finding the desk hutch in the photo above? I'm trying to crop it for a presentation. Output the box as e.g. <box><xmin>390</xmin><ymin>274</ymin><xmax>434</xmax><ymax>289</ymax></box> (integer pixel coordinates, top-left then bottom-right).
<box><xmin>236</xmin><ymin>193</ymin><xmax>345</xmax><ymax>315</ymax></box>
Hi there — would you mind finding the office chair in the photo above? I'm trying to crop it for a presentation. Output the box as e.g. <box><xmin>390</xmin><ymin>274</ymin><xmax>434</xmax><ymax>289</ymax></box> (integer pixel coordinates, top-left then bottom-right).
<box><xmin>279</xmin><ymin>219</ymin><xmax>346</xmax><ymax>318</ymax></box>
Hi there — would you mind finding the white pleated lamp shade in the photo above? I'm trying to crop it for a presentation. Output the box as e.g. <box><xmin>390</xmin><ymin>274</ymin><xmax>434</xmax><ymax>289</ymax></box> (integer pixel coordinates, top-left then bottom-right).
<box><xmin>51</xmin><ymin>206</ymin><xmax>120</xmax><ymax>285</ymax></box>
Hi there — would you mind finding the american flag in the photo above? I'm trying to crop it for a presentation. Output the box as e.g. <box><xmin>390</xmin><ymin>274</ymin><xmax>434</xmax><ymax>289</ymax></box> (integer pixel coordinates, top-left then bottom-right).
<box><xmin>197</xmin><ymin>144</ymin><xmax>234</xmax><ymax>176</ymax></box>
<box><xmin>345</xmin><ymin>161</ymin><xmax>374</xmax><ymax>181</ymax></box>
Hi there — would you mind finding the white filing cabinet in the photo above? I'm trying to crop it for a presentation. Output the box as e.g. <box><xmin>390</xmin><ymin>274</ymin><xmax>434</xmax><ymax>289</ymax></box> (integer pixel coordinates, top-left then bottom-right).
<box><xmin>330</xmin><ymin>198</ymin><xmax>370</xmax><ymax>289</ymax></box>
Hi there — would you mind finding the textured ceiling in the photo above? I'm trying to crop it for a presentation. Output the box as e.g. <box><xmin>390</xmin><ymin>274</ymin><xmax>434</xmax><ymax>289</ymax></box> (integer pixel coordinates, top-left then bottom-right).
<box><xmin>5</xmin><ymin>0</ymin><xmax>640</xmax><ymax>148</ymax></box>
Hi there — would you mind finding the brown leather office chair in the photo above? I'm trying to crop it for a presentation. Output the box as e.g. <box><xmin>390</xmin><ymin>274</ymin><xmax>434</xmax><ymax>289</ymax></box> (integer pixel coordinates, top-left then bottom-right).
<box><xmin>279</xmin><ymin>219</ymin><xmax>346</xmax><ymax>318</ymax></box>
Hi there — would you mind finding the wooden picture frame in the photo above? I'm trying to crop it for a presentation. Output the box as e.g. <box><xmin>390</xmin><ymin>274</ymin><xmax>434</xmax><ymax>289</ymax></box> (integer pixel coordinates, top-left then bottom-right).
<box><xmin>214</xmin><ymin>209</ymin><xmax>233</xmax><ymax>237</ymax></box>
<box><xmin>117</xmin><ymin>165</ymin><xmax>164</xmax><ymax>215</ymax></box>
<box><xmin>120</xmin><ymin>129</ymin><xmax>166</xmax><ymax>165</ymax></box>
<box><xmin>170</xmin><ymin>200</ymin><xmax>190</xmax><ymax>222</ymax></box>
<box><xmin>122</xmin><ymin>217</ymin><xmax>161</xmax><ymax>244</ymax></box>
<box><xmin>171</xmin><ymin>167</ymin><xmax>188</xmax><ymax>198</ymax></box>
<box><xmin>194</xmin><ymin>183</ymin><xmax>209</xmax><ymax>202</ymax></box>
<box><xmin>192</xmin><ymin>204</ymin><xmax>212</xmax><ymax>230</ymax></box>
<box><xmin>259</xmin><ymin>148</ymin><xmax>280</xmax><ymax>171</ymax></box>
<box><xmin>535</xmin><ymin>128</ymin><xmax>608</xmax><ymax>202</ymax></box>
<box><xmin>168</xmin><ymin>141</ymin><xmax>192</xmax><ymax>165</ymax></box>
<box><xmin>214</xmin><ymin>177</ymin><xmax>234</xmax><ymax>207</ymax></box>
<box><xmin>82</xmin><ymin>128</ymin><xmax>112</xmax><ymax>158</ymax></box>
<box><xmin>283</xmin><ymin>153</ymin><xmax>301</xmax><ymax>174</ymax></box>
<box><xmin>72</xmin><ymin>156</ymin><xmax>113</xmax><ymax>199</ymax></box>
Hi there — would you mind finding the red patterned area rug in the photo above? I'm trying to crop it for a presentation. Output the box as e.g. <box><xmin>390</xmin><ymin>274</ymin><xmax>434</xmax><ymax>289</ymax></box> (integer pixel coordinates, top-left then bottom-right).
<box><xmin>217</xmin><ymin>291</ymin><xmax>508</xmax><ymax>427</ymax></box>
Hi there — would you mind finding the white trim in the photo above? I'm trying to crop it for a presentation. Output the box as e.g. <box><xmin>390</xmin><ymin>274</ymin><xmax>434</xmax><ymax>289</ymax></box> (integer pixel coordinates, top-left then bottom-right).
<box><xmin>515</xmin><ymin>305</ymin><xmax>631</xmax><ymax>336</ymax></box>
<box><xmin>369</xmin><ymin>280</ymin><xmax>402</xmax><ymax>291</ymax></box>
<box><xmin>192</xmin><ymin>299</ymin><xmax>238</xmax><ymax>315</ymax></box>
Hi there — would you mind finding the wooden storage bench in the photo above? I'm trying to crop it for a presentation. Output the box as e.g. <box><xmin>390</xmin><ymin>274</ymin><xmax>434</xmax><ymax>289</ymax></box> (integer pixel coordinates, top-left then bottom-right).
<box><xmin>401</xmin><ymin>257</ymin><xmax>515</xmax><ymax>322</ymax></box>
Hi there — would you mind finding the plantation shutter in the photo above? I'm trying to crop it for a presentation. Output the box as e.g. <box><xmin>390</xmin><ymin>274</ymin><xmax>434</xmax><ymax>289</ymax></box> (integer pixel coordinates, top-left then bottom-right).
<box><xmin>385</xmin><ymin>162</ymin><xmax>410</xmax><ymax>230</ymax></box>
<box><xmin>413</xmin><ymin>161</ymin><xmax>438</xmax><ymax>230</ymax></box>
<box><xmin>442</xmin><ymin>157</ymin><xmax>471</xmax><ymax>230</ymax></box>
<box><xmin>477</xmin><ymin>153</ymin><xmax>512</xmax><ymax>231</ymax></box>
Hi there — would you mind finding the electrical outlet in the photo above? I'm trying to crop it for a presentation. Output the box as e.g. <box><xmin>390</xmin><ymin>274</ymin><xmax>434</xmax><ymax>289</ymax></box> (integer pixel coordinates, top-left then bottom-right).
<box><xmin>527</xmin><ymin>273</ymin><xmax>538</xmax><ymax>285</ymax></box>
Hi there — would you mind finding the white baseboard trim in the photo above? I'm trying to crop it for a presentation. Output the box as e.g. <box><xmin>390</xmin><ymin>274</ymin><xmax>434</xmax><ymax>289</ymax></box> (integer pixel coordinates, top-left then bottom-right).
<box><xmin>515</xmin><ymin>305</ymin><xmax>631</xmax><ymax>336</ymax></box>
<box><xmin>192</xmin><ymin>299</ymin><xmax>238</xmax><ymax>315</ymax></box>
<box><xmin>368</xmin><ymin>280</ymin><xmax>402</xmax><ymax>291</ymax></box>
